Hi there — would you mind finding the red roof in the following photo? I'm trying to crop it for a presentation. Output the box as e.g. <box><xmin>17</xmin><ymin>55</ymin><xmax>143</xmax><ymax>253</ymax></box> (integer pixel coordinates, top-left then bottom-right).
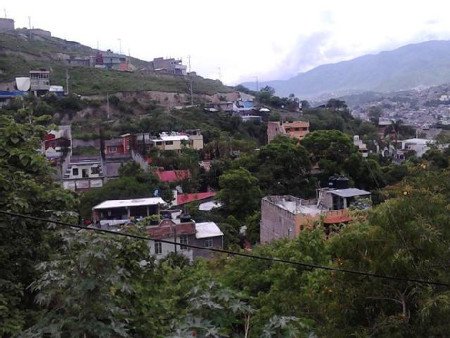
<box><xmin>147</xmin><ymin>219</ymin><xmax>195</xmax><ymax>239</ymax></box>
<box><xmin>323</xmin><ymin>214</ymin><xmax>353</xmax><ymax>224</ymax></box>
<box><xmin>155</xmin><ymin>170</ymin><xmax>191</xmax><ymax>183</ymax></box>
<box><xmin>177</xmin><ymin>191</ymin><xmax>216</xmax><ymax>205</ymax></box>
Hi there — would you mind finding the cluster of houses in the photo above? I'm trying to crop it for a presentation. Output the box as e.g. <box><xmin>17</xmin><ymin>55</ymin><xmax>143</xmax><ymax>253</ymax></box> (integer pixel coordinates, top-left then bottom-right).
<box><xmin>92</xmin><ymin>196</ymin><xmax>223</xmax><ymax>261</ymax></box>
<box><xmin>42</xmin><ymin>126</ymin><xmax>204</xmax><ymax>192</ymax></box>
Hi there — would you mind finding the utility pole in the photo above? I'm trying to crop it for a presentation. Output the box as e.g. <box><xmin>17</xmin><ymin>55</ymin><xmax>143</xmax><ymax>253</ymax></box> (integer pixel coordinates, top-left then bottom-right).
<box><xmin>189</xmin><ymin>75</ymin><xmax>193</xmax><ymax>106</ymax></box>
<box><xmin>187</xmin><ymin>55</ymin><xmax>191</xmax><ymax>73</ymax></box>
<box><xmin>65</xmin><ymin>69</ymin><xmax>70</xmax><ymax>95</ymax></box>
<box><xmin>28</xmin><ymin>16</ymin><xmax>32</xmax><ymax>40</ymax></box>
<box><xmin>255</xmin><ymin>76</ymin><xmax>259</xmax><ymax>91</ymax></box>
<box><xmin>106</xmin><ymin>93</ymin><xmax>110</xmax><ymax>119</ymax></box>
<box><xmin>4</xmin><ymin>9</ymin><xmax>7</xmax><ymax>18</ymax></box>
<box><xmin>117</xmin><ymin>38</ymin><xmax>122</xmax><ymax>54</ymax></box>
<box><xmin>218</xmin><ymin>67</ymin><xmax>222</xmax><ymax>82</ymax></box>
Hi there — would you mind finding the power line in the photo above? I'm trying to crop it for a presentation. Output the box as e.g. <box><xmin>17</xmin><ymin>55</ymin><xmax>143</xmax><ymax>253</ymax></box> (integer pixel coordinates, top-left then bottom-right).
<box><xmin>0</xmin><ymin>210</ymin><xmax>448</xmax><ymax>288</ymax></box>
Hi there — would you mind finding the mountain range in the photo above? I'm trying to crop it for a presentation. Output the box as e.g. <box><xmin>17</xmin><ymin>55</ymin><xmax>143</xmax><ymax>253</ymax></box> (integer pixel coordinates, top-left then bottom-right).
<box><xmin>242</xmin><ymin>40</ymin><xmax>450</xmax><ymax>99</ymax></box>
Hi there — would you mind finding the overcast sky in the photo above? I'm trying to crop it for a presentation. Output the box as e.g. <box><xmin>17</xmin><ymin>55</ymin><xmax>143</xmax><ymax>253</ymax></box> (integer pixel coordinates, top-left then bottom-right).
<box><xmin>6</xmin><ymin>1</ymin><xmax>450</xmax><ymax>84</ymax></box>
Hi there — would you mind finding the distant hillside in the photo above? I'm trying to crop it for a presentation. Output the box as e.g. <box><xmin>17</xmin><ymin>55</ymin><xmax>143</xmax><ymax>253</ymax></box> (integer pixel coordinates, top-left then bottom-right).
<box><xmin>242</xmin><ymin>40</ymin><xmax>450</xmax><ymax>98</ymax></box>
<box><xmin>0</xmin><ymin>31</ymin><xmax>232</xmax><ymax>95</ymax></box>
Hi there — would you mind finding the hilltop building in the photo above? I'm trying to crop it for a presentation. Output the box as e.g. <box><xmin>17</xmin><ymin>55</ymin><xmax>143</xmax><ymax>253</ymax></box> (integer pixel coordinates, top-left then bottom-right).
<box><xmin>267</xmin><ymin>121</ymin><xmax>310</xmax><ymax>143</ymax></box>
<box><xmin>0</xmin><ymin>18</ymin><xmax>14</xmax><ymax>32</ymax></box>
<box><xmin>150</xmin><ymin>57</ymin><xmax>187</xmax><ymax>75</ymax></box>
<box><xmin>30</xmin><ymin>70</ymin><xmax>50</xmax><ymax>94</ymax></box>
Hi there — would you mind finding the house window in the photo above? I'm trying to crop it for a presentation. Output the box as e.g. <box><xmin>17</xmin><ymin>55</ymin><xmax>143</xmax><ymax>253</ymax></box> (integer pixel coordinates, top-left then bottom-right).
<box><xmin>154</xmin><ymin>241</ymin><xmax>162</xmax><ymax>255</ymax></box>
<box><xmin>108</xmin><ymin>146</ymin><xmax>117</xmax><ymax>153</ymax></box>
<box><xmin>72</xmin><ymin>168</ymin><xmax>79</xmax><ymax>176</ymax></box>
<box><xmin>204</xmin><ymin>238</ymin><xmax>213</xmax><ymax>248</ymax></box>
<box><xmin>165</xmin><ymin>141</ymin><xmax>173</xmax><ymax>145</ymax></box>
<box><xmin>91</xmin><ymin>166</ymin><xmax>100</xmax><ymax>175</ymax></box>
<box><xmin>180</xmin><ymin>235</ymin><xmax>188</xmax><ymax>250</ymax></box>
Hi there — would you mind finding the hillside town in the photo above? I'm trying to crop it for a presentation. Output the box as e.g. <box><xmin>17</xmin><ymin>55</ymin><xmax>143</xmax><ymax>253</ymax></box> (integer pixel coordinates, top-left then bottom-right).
<box><xmin>1</xmin><ymin>8</ymin><xmax>450</xmax><ymax>338</ymax></box>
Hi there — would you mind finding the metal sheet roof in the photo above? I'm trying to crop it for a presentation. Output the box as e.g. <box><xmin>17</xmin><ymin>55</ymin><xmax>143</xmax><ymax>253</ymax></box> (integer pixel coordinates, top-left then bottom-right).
<box><xmin>330</xmin><ymin>188</ymin><xmax>371</xmax><ymax>198</ymax></box>
<box><xmin>93</xmin><ymin>197</ymin><xmax>166</xmax><ymax>210</ymax></box>
<box><xmin>195</xmin><ymin>222</ymin><xmax>224</xmax><ymax>239</ymax></box>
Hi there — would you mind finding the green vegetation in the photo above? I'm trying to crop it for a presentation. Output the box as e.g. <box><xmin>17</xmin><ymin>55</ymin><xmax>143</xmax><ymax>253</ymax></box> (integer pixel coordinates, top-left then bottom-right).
<box><xmin>0</xmin><ymin>32</ymin><xmax>231</xmax><ymax>95</ymax></box>
<box><xmin>1</xmin><ymin>92</ymin><xmax>450</xmax><ymax>336</ymax></box>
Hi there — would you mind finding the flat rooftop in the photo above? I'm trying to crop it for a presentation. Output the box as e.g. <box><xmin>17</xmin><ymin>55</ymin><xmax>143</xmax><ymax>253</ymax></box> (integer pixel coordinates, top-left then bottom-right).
<box><xmin>93</xmin><ymin>197</ymin><xmax>166</xmax><ymax>210</ymax></box>
<box><xmin>265</xmin><ymin>196</ymin><xmax>324</xmax><ymax>216</ymax></box>
<box><xmin>329</xmin><ymin>188</ymin><xmax>371</xmax><ymax>198</ymax></box>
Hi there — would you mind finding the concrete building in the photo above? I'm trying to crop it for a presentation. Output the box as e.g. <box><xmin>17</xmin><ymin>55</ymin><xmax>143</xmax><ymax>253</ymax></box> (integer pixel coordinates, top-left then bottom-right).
<box><xmin>147</xmin><ymin>219</ymin><xmax>223</xmax><ymax>261</ymax></box>
<box><xmin>136</xmin><ymin>130</ymin><xmax>203</xmax><ymax>152</ymax></box>
<box><xmin>0</xmin><ymin>18</ymin><xmax>14</xmax><ymax>32</ymax></box>
<box><xmin>150</xmin><ymin>57</ymin><xmax>187</xmax><ymax>75</ymax></box>
<box><xmin>92</xmin><ymin>197</ymin><xmax>166</xmax><ymax>227</ymax></box>
<box><xmin>267</xmin><ymin>121</ymin><xmax>310</xmax><ymax>143</ymax></box>
<box><xmin>62</xmin><ymin>156</ymin><xmax>104</xmax><ymax>191</ymax></box>
<box><xmin>260</xmin><ymin>188</ymin><xmax>371</xmax><ymax>243</ymax></box>
<box><xmin>353</xmin><ymin>135</ymin><xmax>369</xmax><ymax>158</ymax></box>
<box><xmin>399</xmin><ymin>138</ymin><xmax>436</xmax><ymax>157</ymax></box>
<box><xmin>30</xmin><ymin>70</ymin><xmax>50</xmax><ymax>93</ymax></box>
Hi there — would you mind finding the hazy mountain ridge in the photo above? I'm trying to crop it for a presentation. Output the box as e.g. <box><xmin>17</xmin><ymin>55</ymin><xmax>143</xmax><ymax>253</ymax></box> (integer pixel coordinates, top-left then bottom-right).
<box><xmin>242</xmin><ymin>40</ymin><xmax>450</xmax><ymax>98</ymax></box>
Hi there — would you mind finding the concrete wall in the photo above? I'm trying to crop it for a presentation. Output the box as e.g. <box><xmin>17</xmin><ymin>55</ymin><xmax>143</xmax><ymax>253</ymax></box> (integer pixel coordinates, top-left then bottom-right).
<box><xmin>192</xmin><ymin>236</ymin><xmax>223</xmax><ymax>259</ymax></box>
<box><xmin>0</xmin><ymin>18</ymin><xmax>14</xmax><ymax>32</ymax></box>
<box><xmin>260</xmin><ymin>197</ymin><xmax>297</xmax><ymax>243</ymax></box>
<box><xmin>148</xmin><ymin>236</ymin><xmax>194</xmax><ymax>261</ymax></box>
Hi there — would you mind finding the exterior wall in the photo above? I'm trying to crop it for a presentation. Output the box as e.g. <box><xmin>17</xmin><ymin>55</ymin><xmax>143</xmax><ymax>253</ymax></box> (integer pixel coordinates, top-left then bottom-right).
<box><xmin>68</xmin><ymin>163</ymin><xmax>102</xmax><ymax>179</ymax></box>
<box><xmin>267</xmin><ymin>122</ymin><xmax>283</xmax><ymax>143</ymax></box>
<box><xmin>148</xmin><ymin>235</ymin><xmax>194</xmax><ymax>261</ymax></box>
<box><xmin>260</xmin><ymin>198</ymin><xmax>297</xmax><ymax>243</ymax></box>
<box><xmin>162</xmin><ymin>140</ymin><xmax>183</xmax><ymax>151</ymax></box>
<box><xmin>189</xmin><ymin>135</ymin><xmax>204</xmax><ymax>150</ymax></box>
<box><xmin>63</xmin><ymin>178</ymin><xmax>103</xmax><ymax>191</ymax></box>
<box><xmin>294</xmin><ymin>213</ymin><xmax>320</xmax><ymax>233</ymax></box>
<box><xmin>0</xmin><ymin>18</ymin><xmax>14</xmax><ymax>32</ymax></box>
<box><xmin>30</xmin><ymin>71</ymin><xmax>50</xmax><ymax>91</ymax></box>
<box><xmin>192</xmin><ymin>236</ymin><xmax>223</xmax><ymax>259</ymax></box>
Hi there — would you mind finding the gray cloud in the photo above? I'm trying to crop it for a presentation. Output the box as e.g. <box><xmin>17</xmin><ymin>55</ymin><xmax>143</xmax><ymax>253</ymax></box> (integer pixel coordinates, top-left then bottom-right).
<box><xmin>262</xmin><ymin>31</ymin><xmax>350</xmax><ymax>80</ymax></box>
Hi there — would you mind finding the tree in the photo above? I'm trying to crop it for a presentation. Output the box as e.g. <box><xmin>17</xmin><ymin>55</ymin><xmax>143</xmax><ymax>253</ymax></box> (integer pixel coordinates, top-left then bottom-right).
<box><xmin>217</xmin><ymin>168</ymin><xmax>262</xmax><ymax>220</ymax></box>
<box><xmin>24</xmin><ymin>229</ymin><xmax>145</xmax><ymax>337</ymax></box>
<box><xmin>320</xmin><ymin>177</ymin><xmax>450</xmax><ymax>336</ymax></box>
<box><xmin>0</xmin><ymin>109</ymin><xmax>76</xmax><ymax>335</ymax></box>
<box><xmin>253</xmin><ymin>136</ymin><xmax>313</xmax><ymax>197</ymax></box>
<box><xmin>302</xmin><ymin>130</ymin><xmax>357</xmax><ymax>179</ymax></box>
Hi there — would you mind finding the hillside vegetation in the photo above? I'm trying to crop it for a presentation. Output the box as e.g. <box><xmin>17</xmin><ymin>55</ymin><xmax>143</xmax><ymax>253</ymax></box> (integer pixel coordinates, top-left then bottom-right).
<box><xmin>0</xmin><ymin>31</ymin><xmax>231</xmax><ymax>95</ymax></box>
<box><xmin>243</xmin><ymin>40</ymin><xmax>450</xmax><ymax>98</ymax></box>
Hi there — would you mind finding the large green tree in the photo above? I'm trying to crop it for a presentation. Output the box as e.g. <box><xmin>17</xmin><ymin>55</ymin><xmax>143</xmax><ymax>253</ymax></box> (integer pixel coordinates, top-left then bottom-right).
<box><xmin>217</xmin><ymin>167</ymin><xmax>262</xmax><ymax>220</ymax></box>
<box><xmin>319</xmin><ymin>174</ymin><xmax>450</xmax><ymax>336</ymax></box>
<box><xmin>0</xmin><ymin>109</ymin><xmax>76</xmax><ymax>335</ymax></box>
